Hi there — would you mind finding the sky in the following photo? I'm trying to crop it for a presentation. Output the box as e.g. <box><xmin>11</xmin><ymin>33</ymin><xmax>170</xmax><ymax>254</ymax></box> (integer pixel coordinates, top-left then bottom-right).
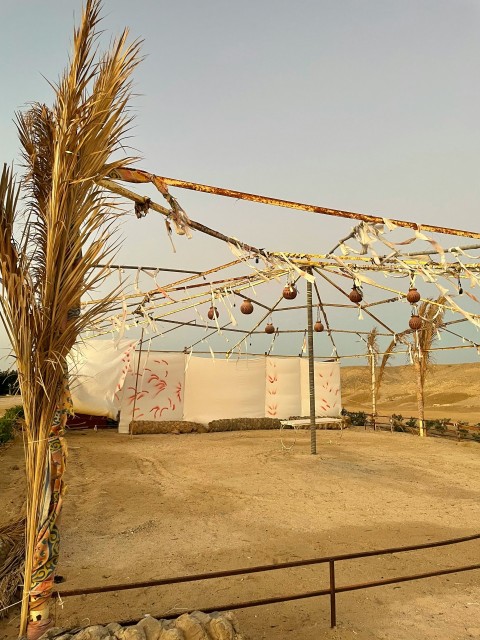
<box><xmin>1</xmin><ymin>0</ymin><xmax>480</xmax><ymax>366</ymax></box>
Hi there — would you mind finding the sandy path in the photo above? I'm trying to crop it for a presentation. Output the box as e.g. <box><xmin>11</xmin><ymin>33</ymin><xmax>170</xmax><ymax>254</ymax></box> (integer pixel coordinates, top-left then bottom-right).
<box><xmin>1</xmin><ymin>428</ymin><xmax>479</xmax><ymax>639</ymax></box>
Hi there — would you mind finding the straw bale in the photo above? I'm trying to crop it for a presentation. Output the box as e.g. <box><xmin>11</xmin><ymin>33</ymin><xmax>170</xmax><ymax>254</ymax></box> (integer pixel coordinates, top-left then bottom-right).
<box><xmin>208</xmin><ymin>417</ymin><xmax>281</xmax><ymax>432</ymax></box>
<box><xmin>130</xmin><ymin>421</ymin><xmax>207</xmax><ymax>435</ymax></box>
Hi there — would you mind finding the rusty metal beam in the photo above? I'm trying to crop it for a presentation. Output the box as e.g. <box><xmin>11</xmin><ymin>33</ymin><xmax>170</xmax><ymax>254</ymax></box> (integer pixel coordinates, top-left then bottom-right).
<box><xmin>98</xmin><ymin>179</ymin><xmax>264</xmax><ymax>255</ymax></box>
<box><xmin>58</xmin><ymin>531</ymin><xmax>480</xmax><ymax>599</ymax></box>
<box><xmin>119</xmin><ymin>171</ymin><xmax>480</xmax><ymax>240</ymax></box>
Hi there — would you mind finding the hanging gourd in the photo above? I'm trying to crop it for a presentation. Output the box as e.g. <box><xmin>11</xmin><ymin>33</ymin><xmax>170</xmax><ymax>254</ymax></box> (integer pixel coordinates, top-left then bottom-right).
<box><xmin>406</xmin><ymin>288</ymin><xmax>421</xmax><ymax>304</ymax></box>
<box><xmin>265</xmin><ymin>322</ymin><xmax>275</xmax><ymax>334</ymax></box>
<box><xmin>409</xmin><ymin>314</ymin><xmax>422</xmax><ymax>331</ymax></box>
<box><xmin>349</xmin><ymin>284</ymin><xmax>363</xmax><ymax>304</ymax></box>
<box><xmin>283</xmin><ymin>284</ymin><xmax>297</xmax><ymax>300</ymax></box>
<box><xmin>207</xmin><ymin>306</ymin><xmax>219</xmax><ymax>320</ymax></box>
<box><xmin>240</xmin><ymin>299</ymin><xmax>254</xmax><ymax>315</ymax></box>
<box><xmin>314</xmin><ymin>321</ymin><xmax>324</xmax><ymax>333</ymax></box>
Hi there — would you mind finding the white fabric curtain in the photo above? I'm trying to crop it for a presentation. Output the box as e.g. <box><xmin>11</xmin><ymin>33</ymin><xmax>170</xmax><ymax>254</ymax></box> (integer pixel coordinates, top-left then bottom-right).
<box><xmin>68</xmin><ymin>339</ymin><xmax>137</xmax><ymax>419</ymax></box>
<box><xmin>69</xmin><ymin>341</ymin><xmax>342</xmax><ymax>428</ymax></box>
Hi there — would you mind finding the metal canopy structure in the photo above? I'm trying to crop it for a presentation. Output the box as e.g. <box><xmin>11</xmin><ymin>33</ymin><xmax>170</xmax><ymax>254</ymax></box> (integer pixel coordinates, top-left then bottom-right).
<box><xmin>87</xmin><ymin>166</ymin><xmax>480</xmax><ymax>358</ymax></box>
<box><xmin>82</xmin><ymin>166</ymin><xmax>480</xmax><ymax>452</ymax></box>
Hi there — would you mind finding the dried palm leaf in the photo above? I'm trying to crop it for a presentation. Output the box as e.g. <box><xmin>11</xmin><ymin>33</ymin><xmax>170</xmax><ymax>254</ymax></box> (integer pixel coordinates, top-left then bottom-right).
<box><xmin>377</xmin><ymin>328</ymin><xmax>409</xmax><ymax>398</ymax></box>
<box><xmin>0</xmin><ymin>1</ymin><xmax>142</xmax><ymax>635</ymax></box>
<box><xmin>376</xmin><ymin>296</ymin><xmax>447</xmax><ymax>430</ymax></box>
<box><xmin>0</xmin><ymin>517</ymin><xmax>26</xmax><ymax>618</ymax></box>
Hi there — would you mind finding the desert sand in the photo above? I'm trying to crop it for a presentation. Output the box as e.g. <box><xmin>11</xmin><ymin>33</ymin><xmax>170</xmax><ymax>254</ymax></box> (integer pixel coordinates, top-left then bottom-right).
<box><xmin>1</xmin><ymin>426</ymin><xmax>479</xmax><ymax>640</ymax></box>
<box><xmin>341</xmin><ymin>362</ymin><xmax>480</xmax><ymax>423</ymax></box>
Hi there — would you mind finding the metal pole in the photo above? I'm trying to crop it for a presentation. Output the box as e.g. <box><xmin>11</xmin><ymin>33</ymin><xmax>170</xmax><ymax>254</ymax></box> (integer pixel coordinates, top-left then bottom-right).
<box><xmin>329</xmin><ymin>560</ymin><xmax>337</xmax><ymax>628</ymax></box>
<box><xmin>307</xmin><ymin>271</ymin><xmax>316</xmax><ymax>455</ymax></box>
<box><xmin>131</xmin><ymin>329</ymin><xmax>145</xmax><ymax>435</ymax></box>
<box><xmin>114</xmin><ymin>169</ymin><xmax>480</xmax><ymax>240</ymax></box>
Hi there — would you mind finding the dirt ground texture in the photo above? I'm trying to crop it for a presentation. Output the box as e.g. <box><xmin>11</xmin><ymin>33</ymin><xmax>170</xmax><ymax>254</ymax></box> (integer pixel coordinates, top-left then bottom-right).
<box><xmin>1</xmin><ymin>424</ymin><xmax>479</xmax><ymax>640</ymax></box>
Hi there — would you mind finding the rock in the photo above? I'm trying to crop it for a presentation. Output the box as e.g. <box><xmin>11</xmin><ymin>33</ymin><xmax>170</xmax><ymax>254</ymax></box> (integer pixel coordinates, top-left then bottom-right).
<box><xmin>221</xmin><ymin>613</ymin><xmax>240</xmax><ymax>634</ymax></box>
<box><xmin>136</xmin><ymin>617</ymin><xmax>165</xmax><ymax>640</ymax></box>
<box><xmin>174</xmin><ymin>614</ymin><xmax>209</xmax><ymax>640</ymax></box>
<box><xmin>158</xmin><ymin>630</ymin><xmax>185</xmax><ymax>640</ymax></box>
<box><xmin>73</xmin><ymin>626</ymin><xmax>111</xmax><ymax>640</ymax></box>
<box><xmin>115</xmin><ymin>627</ymin><xmax>146</xmax><ymax>640</ymax></box>
<box><xmin>105</xmin><ymin>624</ymin><xmax>122</xmax><ymax>636</ymax></box>
<box><xmin>206</xmin><ymin>616</ymin><xmax>234</xmax><ymax>640</ymax></box>
<box><xmin>39</xmin><ymin>629</ymin><xmax>70</xmax><ymax>640</ymax></box>
<box><xmin>189</xmin><ymin>613</ymin><xmax>211</xmax><ymax>628</ymax></box>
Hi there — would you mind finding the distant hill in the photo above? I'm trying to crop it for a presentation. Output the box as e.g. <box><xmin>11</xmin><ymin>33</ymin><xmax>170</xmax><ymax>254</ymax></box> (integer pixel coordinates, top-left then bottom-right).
<box><xmin>341</xmin><ymin>362</ymin><xmax>480</xmax><ymax>423</ymax></box>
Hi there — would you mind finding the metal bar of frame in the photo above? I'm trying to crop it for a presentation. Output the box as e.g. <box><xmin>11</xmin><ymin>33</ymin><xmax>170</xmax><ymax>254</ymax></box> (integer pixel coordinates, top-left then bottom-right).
<box><xmin>113</xmin><ymin>170</ymin><xmax>480</xmax><ymax>240</ymax></box>
<box><xmin>58</xmin><ymin>532</ymin><xmax>480</xmax><ymax>597</ymax></box>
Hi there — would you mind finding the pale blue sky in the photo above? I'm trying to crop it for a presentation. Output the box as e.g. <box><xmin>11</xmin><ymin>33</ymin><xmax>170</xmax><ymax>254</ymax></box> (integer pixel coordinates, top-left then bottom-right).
<box><xmin>1</xmin><ymin>0</ymin><xmax>479</xmax><ymax>364</ymax></box>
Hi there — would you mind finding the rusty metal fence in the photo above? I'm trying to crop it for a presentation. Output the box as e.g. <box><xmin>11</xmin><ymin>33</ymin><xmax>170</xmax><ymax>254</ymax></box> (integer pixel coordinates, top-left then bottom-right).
<box><xmin>58</xmin><ymin>532</ymin><xmax>480</xmax><ymax>630</ymax></box>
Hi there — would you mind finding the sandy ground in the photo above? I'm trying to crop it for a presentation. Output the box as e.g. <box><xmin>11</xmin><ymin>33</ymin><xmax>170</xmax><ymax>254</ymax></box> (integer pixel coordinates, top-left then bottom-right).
<box><xmin>0</xmin><ymin>397</ymin><xmax>21</xmax><ymax>416</ymax></box>
<box><xmin>1</xmin><ymin>428</ymin><xmax>479</xmax><ymax>640</ymax></box>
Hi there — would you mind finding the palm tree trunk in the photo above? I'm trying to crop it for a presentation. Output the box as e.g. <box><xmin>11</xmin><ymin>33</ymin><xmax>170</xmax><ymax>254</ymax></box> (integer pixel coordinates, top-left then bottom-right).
<box><xmin>306</xmin><ymin>273</ymin><xmax>316</xmax><ymax>454</ymax></box>
<box><xmin>22</xmin><ymin>373</ymin><xmax>70</xmax><ymax>640</ymax></box>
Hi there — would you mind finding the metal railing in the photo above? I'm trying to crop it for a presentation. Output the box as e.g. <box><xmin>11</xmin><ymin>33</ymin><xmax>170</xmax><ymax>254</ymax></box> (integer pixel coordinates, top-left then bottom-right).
<box><xmin>58</xmin><ymin>532</ymin><xmax>480</xmax><ymax>630</ymax></box>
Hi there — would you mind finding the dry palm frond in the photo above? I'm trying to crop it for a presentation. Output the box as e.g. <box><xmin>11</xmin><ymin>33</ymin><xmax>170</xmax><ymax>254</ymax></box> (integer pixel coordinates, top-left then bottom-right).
<box><xmin>377</xmin><ymin>296</ymin><xmax>447</xmax><ymax>389</ymax></box>
<box><xmin>0</xmin><ymin>517</ymin><xmax>26</xmax><ymax>618</ymax></box>
<box><xmin>0</xmin><ymin>0</ymin><xmax>142</xmax><ymax>634</ymax></box>
<box><xmin>366</xmin><ymin>327</ymin><xmax>379</xmax><ymax>364</ymax></box>
<box><xmin>376</xmin><ymin>296</ymin><xmax>447</xmax><ymax>407</ymax></box>
<box><xmin>415</xmin><ymin>296</ymin><xmax>446</xmax><ymax>385</ymax></box>
<box><xmin>377</xmin><ymin>328</ymin><xmax>409</xmax><ymax>397</ymax></box>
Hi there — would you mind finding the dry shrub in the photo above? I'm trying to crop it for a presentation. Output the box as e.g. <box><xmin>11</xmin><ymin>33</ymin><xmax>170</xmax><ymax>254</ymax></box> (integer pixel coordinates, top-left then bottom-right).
<box><xmin>208</xmin><ymin>417</ymin><xmax>281</xmax><ymax>432</ymax></box>
<box><xmin>130</xmin><ymin>421</ymin><xmax>207</xmax><ymax>435</ymax></box>
<box><xmin>0</xmin><ymin>516</ymin><xmax>25</xmax><ymax>618</ymax></box>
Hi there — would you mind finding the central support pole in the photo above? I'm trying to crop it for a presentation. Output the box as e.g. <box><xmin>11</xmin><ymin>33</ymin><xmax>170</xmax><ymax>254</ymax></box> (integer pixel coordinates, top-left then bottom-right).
<box><xmin>306</xmin><ymin>271</ymin><xmax>316</xmax><ymax>454</ymax></box>
<box><xmin>131</xmin><ymin>329</ymin><xmax>145</xmax><ymax>435</ymax></box>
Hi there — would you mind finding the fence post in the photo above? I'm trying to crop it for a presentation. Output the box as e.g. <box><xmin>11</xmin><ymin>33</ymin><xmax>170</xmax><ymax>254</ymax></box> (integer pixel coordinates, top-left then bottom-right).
<box><xmin>329</xmin><ymin>560</ymin><xmax>336</xmax><ymax>628</ymax></box>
